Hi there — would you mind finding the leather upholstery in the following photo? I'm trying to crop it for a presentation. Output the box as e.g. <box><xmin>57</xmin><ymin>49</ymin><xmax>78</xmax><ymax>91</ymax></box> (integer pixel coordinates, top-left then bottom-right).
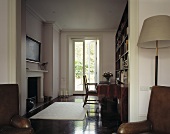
<box><xmin>118</xmin><ymin>120</ymin><xmax>152</xmax><ymax>133</ymax></box>
<box><xmin>11</xmin><ymin>115</ymin><xmax>32</xmax><ymax>128</ymax></box>
<box><xmin>0</xmin><ymin>84</ymin><xmax>34</xmax><ymax>134</ymax></box>
<box><xmin>117</xmin><ymin>86</ymin><xmax>170</xmax><ymax>134</ymax></box>
<box><xmin>0</xmin><ymin>84</ymin><xmax>19</xmax><ymax>126</ymax></box>
<box><xmin>147</xmin><ymin>86</ymin><xmax>170</xmax><ymax>133</ymax></box>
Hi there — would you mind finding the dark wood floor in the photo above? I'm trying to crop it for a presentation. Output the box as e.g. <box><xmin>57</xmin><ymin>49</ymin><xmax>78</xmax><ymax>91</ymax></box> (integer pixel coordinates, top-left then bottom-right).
<box><xmin>30</xmin><ymin>96</ymin><xmax>120</xmax><ymax>134</ymax></box>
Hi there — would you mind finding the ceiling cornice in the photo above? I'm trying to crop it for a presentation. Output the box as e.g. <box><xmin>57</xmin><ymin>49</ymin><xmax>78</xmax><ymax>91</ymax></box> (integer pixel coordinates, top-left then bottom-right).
<box><xmin>61</xmin><ymin>29</ymin><xmax>116</xmax><ymax>33</ymax></box>
<box><xmin>26</xmin><ymin>4</ymin><xmax>62</xmax><ymax>31</ymax></box>
<box><xmin>26</xmin><ymin>4</ymin><xmax>46</xmax><ymax>22</ymax></box>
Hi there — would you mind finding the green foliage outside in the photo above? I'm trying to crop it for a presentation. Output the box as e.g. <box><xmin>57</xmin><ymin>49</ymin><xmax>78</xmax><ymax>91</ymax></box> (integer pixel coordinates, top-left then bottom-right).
<box><xmin>75</xmin><ymin>40</ymin><xmax>95</xmax><ymax>79</ymax></box>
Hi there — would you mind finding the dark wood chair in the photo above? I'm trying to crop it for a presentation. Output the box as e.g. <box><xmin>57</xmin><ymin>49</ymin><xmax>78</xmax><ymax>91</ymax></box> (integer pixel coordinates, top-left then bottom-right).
<box><xmin>83</xmin><ymin>75</ymin><xmax>98</xmax><ymax>107</ymax></box>
<box><xmin>117</xmin><ymin>86</ymin><xmax>170</xmax><ymax>134</ymax></box>
<box><xmin>0</xmin><ymin>84</ymin><xmax>34</xmax><ymax>134</ymax></box>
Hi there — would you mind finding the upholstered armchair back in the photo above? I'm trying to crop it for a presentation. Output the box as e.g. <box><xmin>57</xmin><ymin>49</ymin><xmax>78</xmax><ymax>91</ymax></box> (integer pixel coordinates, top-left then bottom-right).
<box><xmin>147</xmin><ymin>86</ymin><xmax>170</xmax><ymax>133</ymax></box>
<box><xmin>0</xmin><ymin>84</ymin><xmax>19</xmax><ymax>125</ymax></box>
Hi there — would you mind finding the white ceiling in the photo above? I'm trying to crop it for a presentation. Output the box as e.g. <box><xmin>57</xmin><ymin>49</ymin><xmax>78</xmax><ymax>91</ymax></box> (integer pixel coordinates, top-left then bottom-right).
<box><xmin>26</xmin><ymin>0</ymin><xmax>127</xmax><ymax>31</ymax></box>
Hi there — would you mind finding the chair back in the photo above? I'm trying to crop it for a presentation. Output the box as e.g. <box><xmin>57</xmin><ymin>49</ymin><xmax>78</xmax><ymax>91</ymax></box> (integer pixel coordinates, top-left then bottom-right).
<box><xmin>83</xmin><ymin>75</ymin><xmax>88</xmax><ymax>93</ymax></box>
<box><xmin>147</xmin><ymin>86</ymin><xmax>170</xmax><ymax>133</ymax></box>
<box><xmin>0</xmin><ymin>84</ymin><xmax>19</xmax><ymax>125</ymax></box>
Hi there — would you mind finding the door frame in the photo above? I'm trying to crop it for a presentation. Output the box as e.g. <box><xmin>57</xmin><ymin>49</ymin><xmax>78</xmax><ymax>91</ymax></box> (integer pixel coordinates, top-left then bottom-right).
<box><xmin>67</xmin><ymin>35</ymin><xmax>101</xmax><ymax>95</ymax></box>
<box><xmin>73</xmin><ymin>39</ymin><xmax>85</xmax><ymax>94</ymax></box>
<box><xmin>73</xmin><ymin>39</ymin><xmax>98</xmax><ymax>94</ymax></box>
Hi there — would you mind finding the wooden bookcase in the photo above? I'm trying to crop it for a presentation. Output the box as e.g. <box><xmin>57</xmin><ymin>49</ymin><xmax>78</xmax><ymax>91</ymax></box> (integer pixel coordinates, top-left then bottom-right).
<box><xmin>115</xmin><ymin>3</ymin><xmax>128</xmax><ymax>85</ymax></box>
<box><xmin>115</xmin><ymin>2</ymin><xmax>128</xmax><ymax>123</ymax></box>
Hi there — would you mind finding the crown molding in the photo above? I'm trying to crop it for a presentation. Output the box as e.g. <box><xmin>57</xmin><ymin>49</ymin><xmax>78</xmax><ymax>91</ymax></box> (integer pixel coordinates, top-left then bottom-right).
<box><xmin>26</xmin><ymin>4</ymin><xmax>115</xmax><ymax>33</ymax></box>
<box><xmin>26</xmin><ymin>4</ymin><xmax>62</xmax><ymax>32</ymax></box>
<box><xmin>53</xmin><ymin>24</ymin><xmax>61</xmax><ymax>32</ymax></box>
<box><xmin>26</xmin><ymin>4</ymin><xmax>46</xmax><ymax>22</ymax></box>
<box><xmin>61</xmin><ymin>28</ymin><xmax>116</xmax><ymax>33</ymax></box>
<box><xmin>43</xmin><ymin>22</ymin><xmax>61</xmax><ymax>32</ymax></box>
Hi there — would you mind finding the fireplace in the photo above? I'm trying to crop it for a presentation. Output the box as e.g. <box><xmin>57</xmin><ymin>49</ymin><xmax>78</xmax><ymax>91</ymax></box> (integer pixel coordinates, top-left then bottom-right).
<box><xmin>26</xmin><ymin>69</ymin><xmax>47</xmax><ymax>112</ymax></box>
<box><xmin>27</xmin><ymin>77</ymin><xmax>38</xmax><ymax>101</ymax></box>
<box><xmin>26</xmin><ymin>77</ymin><xmax>39</xmax><ymax>112</ymax></box>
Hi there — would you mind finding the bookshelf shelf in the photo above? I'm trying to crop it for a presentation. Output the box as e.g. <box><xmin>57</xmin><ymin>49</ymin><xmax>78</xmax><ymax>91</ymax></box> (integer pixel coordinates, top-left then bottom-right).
<box><xmin>115</xmin><ymin>2</ymin><xmax>128</xmax><ymax>123</ymax></box>
<box><xmin>115</xmin><ymin>3</ymin><xmax>128</xmax><ymax>85</ymax></box>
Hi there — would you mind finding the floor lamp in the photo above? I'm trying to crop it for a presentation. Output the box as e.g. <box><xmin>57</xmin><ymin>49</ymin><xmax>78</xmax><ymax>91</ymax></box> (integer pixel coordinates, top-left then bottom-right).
<box><xmin>137</xmin><ymin>15</ymin><xmax>170</xmax><ymax>86</ymax></box>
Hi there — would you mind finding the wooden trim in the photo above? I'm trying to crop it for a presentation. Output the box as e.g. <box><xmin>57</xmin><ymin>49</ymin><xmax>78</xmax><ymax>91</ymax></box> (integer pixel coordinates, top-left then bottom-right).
<box><xmin>8</xmin><ymin>0</ymin><xmax>17</xmax><ymax>83</ymax></box>
<box><xmin>128</xmin><ymin>0</ymin><xmax>139</xmax><ymax>121</ymax></box>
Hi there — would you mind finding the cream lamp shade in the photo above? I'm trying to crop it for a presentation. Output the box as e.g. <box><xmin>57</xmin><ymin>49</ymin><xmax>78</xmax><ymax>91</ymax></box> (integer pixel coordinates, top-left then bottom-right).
<box><xmin>137</xmin><ymin>15</ymin><xmax>170</xmax><ymax>86</ymax></box>
<box><xmin>138</xmin><ymin>15</ymin><xmax>170</xmax><ymax>48</ymax></box>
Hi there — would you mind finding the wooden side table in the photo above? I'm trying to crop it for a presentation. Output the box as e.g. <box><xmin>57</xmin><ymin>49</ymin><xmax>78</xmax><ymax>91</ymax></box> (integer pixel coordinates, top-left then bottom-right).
<box><xmin>97</xmin><ymin>84</ymin><xmax>110</xmax><ymax>100</ymax></box>
<box><xmin>97</xmin><ymin>83</ymin><xmax>120</xmax><ymax>100</ymax></box>
<box><xmin>97</xmin><ymin>83</ymin><xmax>128</xmax><ymax>122</ymax></box>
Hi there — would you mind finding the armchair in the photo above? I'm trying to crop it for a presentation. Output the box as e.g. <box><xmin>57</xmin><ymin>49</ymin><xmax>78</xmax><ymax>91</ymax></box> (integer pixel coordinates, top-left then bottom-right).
<box><xmin>117</xmin><ymin>86</ymin><xmax>170</xmax><ymax>134</ymax></box>
<box><xmin>0</xmin><ymin>84</ymin><xmax>34</xmax><ymax>134</ymax></box>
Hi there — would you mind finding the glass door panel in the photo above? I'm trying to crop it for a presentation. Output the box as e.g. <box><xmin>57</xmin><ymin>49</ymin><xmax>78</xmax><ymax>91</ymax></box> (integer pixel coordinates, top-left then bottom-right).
<box><xmin>74</xmin><ymin>41</ymin><xmax>84</xmax><ymax>92</ymax></box>
<box><xmin>84</xmin><ymin>40</ymin><xmax>96</xmax><ymax>91</ymax></box>
<box><xmin>74</xmin><ymin>39</ymin><xmax>98</xmax><ymax>93</ymax></box>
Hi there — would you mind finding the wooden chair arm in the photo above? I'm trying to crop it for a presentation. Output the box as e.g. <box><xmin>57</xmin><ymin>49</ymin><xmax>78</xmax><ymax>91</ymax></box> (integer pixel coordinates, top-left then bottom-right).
<box><xmin>87</xmin><ymin>83</ymin><xmax>97</xmax><ymax>85</ymax></box>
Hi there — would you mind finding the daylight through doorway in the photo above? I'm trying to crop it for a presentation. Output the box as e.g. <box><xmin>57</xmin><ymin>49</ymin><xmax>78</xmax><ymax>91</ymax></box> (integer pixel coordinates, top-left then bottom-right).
<box><xmin>74</xmin><ymin>39</ymin><xmax>98</xmax><ymax>93</ymax></box>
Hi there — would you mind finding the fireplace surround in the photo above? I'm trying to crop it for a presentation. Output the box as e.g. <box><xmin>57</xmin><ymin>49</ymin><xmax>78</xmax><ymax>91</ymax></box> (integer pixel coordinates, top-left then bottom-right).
<box><xmin>26</xmin><ymin>69</ymin><xmax>47</xmax><ymax>103</ymax></box>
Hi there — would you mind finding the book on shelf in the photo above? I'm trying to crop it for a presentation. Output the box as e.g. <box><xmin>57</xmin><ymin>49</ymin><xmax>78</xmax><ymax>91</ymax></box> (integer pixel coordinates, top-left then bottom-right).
<box><xmin>121</xmin><ymin>71</ymin><xmax>124</xmax><ymax>83</ymax></box>
<box><xmin>120</xmin><ymin>71</ymin><xmax>128</xmax><ymax>84</ymax></box>
<box><xmin>120</xmin><ymin>58</ymin><xmax>124</xmax><ymax>70</ymax></box>
<box><xmin>124</xmin><ymin>40</ymin><xmax>128</xmax><ymax>52</ymax></box>
<box><xmin>124</xmin><ymin>59</ymin><xmax>128</xmax><ymax>69</ymax></box>
<box><xmin>126</xmin><ymin>27</ymin><xmax>129</xmax><ymax>36</ymax></box>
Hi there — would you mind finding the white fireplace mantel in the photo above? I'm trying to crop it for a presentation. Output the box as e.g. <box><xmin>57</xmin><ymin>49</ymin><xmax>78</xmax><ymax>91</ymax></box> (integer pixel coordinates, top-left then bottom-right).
<box><xmin>26</xmin><ymin>69</ymin><xmax>48</xmax><ymax>102</ymax></box>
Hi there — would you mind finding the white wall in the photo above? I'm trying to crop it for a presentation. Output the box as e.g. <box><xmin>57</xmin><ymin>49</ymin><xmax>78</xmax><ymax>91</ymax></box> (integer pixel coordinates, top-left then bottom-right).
<box><xmin>26</xmin><ymin>9</ymin><xmax>43</xmax><ymax>70</ymax></box>
<box><xmin>0</xmin><ymin>0</ymin><xmax>27</xmax><ymax>115</ymax></box>
<box><xmin>42</xmin><ymin>23</ymin><xmax>60</xmax><ymax>98</ymax></box>
<box><xmin>60</xmin><ymin>31</ymin><xmax>115</xmax><ymax>94</ymax></box>
<box><xmin>42</xmin><ymin>24</ymin><xmax>53</xmax><ymax>96</ymax></box>
<box><xmin>0</xmin><ymin>0</ymin><xmax>9</xmax><ymax>83</ymax></box>
<box><xmin>16</xmin><ymin>0</ymin><xmax>27</xmax><ymax>115</ymax></box>
<box><xmin>128</xmin><ymin>0</ymin><xmax>139</xmax><ymax>122</ymax></box>
<box><xmin>0</xmin><ymin>0</ymin><xmax>60</xmax><ymax>114</ymax></box>
<box><xmin>26</xmin><ymin>10</ymin><xmax>60</xmax><ymax>99</ymax></box>
<box><xmin>138</xmin><ymin>0</ymin><xmax>170</xmax><ymax>120</ymax></box>
<box><xmin>53</xmin><ymin>28</ymin><xmax>60</xmax><ymax>97</ymax></box>
<box><xmin>102</xmin><ymin>32</ymin><xmax>116</xmax><ymax>79</ymax></box>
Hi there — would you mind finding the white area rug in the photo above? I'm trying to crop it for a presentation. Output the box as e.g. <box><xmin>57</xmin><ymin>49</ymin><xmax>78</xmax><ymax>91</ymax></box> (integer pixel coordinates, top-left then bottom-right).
<box><xmin>30</xmin><ymin>102</ymin><xmax>88</xmax><ymax>120</ymax></box>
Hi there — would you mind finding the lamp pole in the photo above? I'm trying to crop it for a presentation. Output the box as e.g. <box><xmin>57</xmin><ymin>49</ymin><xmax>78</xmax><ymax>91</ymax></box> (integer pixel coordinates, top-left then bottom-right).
<box><xmin>155</xmin><ymin>40</ymin><xmax>158</xmax><ymax>86</ymax></box>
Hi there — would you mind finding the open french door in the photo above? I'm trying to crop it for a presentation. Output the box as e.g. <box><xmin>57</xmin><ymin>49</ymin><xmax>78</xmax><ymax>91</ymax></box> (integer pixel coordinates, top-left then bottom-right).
<box><xmin>74</xmin><ymin>39</ymin><xmax>99</xmax><ymax>94</ymax></box>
